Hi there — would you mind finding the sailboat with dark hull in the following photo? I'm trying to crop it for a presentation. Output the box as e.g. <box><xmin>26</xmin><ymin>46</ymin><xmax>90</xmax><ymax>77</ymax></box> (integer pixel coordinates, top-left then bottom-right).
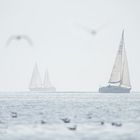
<box><xmin>99</xmin><ymin>31</ymin><xmax>131</xmax><ymax>93</ymax></box>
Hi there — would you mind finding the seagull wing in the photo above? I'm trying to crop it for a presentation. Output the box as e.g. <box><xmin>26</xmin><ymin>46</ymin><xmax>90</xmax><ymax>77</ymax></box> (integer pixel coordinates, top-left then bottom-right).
<box><xmin>5</xmin><ymin>35</ymin><xmax>17</xmax><ymax>47</ymax></box>
<box><xmin>21</xmin><ymin>35</ymin><xmax>33</xmax><ymax>46</ymax></box>
<box><xmin>96</xmin><ymin>23</ymin><xmax>108</xmax><ymax>32</ymax></box>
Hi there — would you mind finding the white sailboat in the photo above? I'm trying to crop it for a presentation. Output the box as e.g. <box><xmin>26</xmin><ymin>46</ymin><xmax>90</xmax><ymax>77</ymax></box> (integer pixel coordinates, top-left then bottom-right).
<box><xmin>43</xmin><ymin>70</ymin><xmax>56</xmax><ymax>92</ymax></box>
<box><xmin>29</xmin><ymin>63</ymin><xmax>56</xmax><ymax>92</ymax></box>
<box><xmin>99</xmin><ymin>30</ymin><xmax>131</xmax><ymax>93</ymax></box>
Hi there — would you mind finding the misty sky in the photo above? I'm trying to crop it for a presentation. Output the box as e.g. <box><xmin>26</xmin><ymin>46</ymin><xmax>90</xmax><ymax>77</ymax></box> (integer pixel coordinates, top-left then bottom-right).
<box><xmin>0</xmin><ymin>0</ymin><xmax>140</xmax><ymax>91</ymax></box>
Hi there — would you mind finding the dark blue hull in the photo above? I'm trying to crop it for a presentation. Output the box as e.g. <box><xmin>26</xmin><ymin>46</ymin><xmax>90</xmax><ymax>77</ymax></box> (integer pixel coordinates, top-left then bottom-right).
<box><xmin>99</xmin><ymin>85</ymin><xmax>131</xmax><ymax>93</ymax></box>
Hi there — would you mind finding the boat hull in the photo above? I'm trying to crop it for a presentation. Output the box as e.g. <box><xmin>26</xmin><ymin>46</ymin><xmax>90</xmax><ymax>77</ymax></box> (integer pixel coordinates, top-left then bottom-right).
<box><xmin>29</xmin><ymin>87</ymin><xmax>56</xmax><ymax>92</ymax></box>
<box><xmin>99</xmin><ymin>85</ymin><xmax>131</xmax><ymax>93</ymax></box>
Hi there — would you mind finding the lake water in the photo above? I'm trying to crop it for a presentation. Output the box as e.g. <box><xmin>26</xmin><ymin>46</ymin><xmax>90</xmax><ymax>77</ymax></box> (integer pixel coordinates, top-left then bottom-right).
<box><xmin>0</xmin><ymin>92</ymin><xmax>140</xmax><ymax>140</ymax></box>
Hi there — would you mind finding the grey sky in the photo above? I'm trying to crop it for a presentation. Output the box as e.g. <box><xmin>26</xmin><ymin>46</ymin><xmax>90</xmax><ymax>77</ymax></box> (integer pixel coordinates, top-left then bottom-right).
<box><xmin>0</xmin><ymin>0</ymin><xmax>139</xmax><ymax>91</ymax></box>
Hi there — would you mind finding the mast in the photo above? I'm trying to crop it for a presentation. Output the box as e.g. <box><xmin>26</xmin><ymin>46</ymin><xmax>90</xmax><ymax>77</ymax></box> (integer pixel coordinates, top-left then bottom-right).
<box><xmin>29</xmin><ymin>63</ymin><xmax>42</xmax><ymax>89</ymax></box>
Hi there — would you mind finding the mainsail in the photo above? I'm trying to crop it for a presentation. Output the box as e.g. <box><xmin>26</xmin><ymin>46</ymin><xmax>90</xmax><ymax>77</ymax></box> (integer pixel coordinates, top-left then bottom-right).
<box><xmin>29</xmin><ymin>63</ymin><xmax>42</xmax><ymax>89</ymax></box>
<box><xmin>109</xmin><ymin>31</ymin><xmax>131</xmax><ymax>88</ymax></box>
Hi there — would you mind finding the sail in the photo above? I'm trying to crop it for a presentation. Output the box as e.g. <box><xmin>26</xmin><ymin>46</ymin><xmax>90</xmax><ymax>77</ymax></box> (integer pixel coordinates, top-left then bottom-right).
<box><xmin>109</xmin><ymin>31</ymin><xmax>124</xmax><ymax>84</ymax></box>
<box><xmin>43</xmin><ymin>70</ymin><xmax>53</xmax><ymax>88</ymax></box>
<box><xmin>120</xmin><ymin>45</ymin><xmax>131</xmax><ymax>88</ymax></box>
<box><xmin>109</xmin><ymin>30</ymin><xmax>131</xmax><ymax>88</ymax></box>
<box><xmin>29</xmin><ymin>63</ymin><xmax>42</xmax><ymax>88</ymax></box>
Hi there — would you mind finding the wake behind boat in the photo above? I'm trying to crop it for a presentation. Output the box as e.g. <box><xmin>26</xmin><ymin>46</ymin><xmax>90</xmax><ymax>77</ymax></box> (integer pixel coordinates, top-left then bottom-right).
<box><xmin>99</xmin><ymin>31</ymin><xmax>131</xmax><ymax>93</ymax></box>
<box><xmin>29</xmin><ymin>63</ymin><xmax>56</xmax><ymax>92</ymax></box>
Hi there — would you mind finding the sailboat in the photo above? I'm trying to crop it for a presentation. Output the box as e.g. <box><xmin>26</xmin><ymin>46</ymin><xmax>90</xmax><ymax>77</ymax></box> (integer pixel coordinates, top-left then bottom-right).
<box><xmin>29</xmin><ymin>63</ymin><xmax>56</xmax><ymax>92</ymax></box>
<box><xmin>43</xmin><ymin>70</ymin><xmax>56</xmax><ymax>92</ymax></box>
<box><xmin>99</xmin><ymin>30</ymin><xmax>131</xmax><ymax>93</ymax></box>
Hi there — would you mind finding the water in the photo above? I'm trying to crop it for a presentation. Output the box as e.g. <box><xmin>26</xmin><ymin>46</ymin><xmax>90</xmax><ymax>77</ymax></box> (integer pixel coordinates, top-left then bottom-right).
<box><xmin>0</xmin><ymin>92</ymin><xmax>140</xmax><ymax>140</ymax></box>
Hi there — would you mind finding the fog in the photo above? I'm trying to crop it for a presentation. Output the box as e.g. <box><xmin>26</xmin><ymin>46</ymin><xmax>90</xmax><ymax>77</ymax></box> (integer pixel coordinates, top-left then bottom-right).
<box><xmin>0</xmin><ymin>0</ymin><xmax>139</xmax><ymax>91</ymax></box>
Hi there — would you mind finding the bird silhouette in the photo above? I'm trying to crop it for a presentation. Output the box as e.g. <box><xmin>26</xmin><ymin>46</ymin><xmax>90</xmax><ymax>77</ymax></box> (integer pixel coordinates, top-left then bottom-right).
<box><xmin>111</xmin><ymin>122</ymin><xmax>122</xmax><ymax>127</ymax></box>
<box><xmin>67</xmin><ymin>125</ymin><xmax>77</xmax><ymax>131</ymax></box>
<box><xmin>11</xmin><ymin>112</ymin><xmax>18</xmax><ymax>118</ymax></box>
<box><xmin>100</xmin><ymin>121</ymin><xmax>105</xmax><ymax>125</ymax></box>
<box><xmin>61</xmin><ymin>118</ymin><xmax>71</xmax><ymax>123</ymax></box>
<box><xmin>41</xmin><ymin>120</ymin><xmax>47</xmax><ymax>124</ymax></box>
<box><xmin>77</xmin><ymin>23</ymin><xmax>107</xmax><ymax>36</ymax></box>
<box><xmin>6</xmin><ymin>35</ymin><xmax>33</xmax><ymax>47</ymax></box>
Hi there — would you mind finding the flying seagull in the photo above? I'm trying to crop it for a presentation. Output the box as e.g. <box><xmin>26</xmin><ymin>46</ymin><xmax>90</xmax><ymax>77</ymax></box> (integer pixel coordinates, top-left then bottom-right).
<box><xmin>61</xmin><ymin>118</ymin><xmax>71</xmax><ymax>123</ymax></box>
<box><xmin>6</xmin><ymin>35</ymin><xmax>33</xmax><ymax>47</ymax></box>
<box><xmin>67</xmin><ymin>125</ymin><xmax>77</xmax><ymax>131</ymax></box>
<box><xmin>77</xmin><ymin>23</ymin><xmax>107</xmax><ymax>36</ymax></box>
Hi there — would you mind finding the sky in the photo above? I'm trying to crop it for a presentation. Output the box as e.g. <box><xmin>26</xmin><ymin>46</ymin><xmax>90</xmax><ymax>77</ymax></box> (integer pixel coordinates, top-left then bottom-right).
<box><xmin>0</xmin><ymin>0</ymin><xmax>140</xmax><ymax>91</ymax></box>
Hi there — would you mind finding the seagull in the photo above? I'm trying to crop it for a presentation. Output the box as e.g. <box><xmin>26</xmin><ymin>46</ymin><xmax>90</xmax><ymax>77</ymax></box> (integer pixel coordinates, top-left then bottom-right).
<box><xmin>81</xmin><ymin>26</ymin><xmax>97</xmax><ymax>35</ymax></box>
<box><xmin>77</xmin><ymin>23</ymin><xmax>107</xmax><ymax>36</ymax></box>
<box><xmin>100</xmin><ymin>121</ymin><xmax>105</xmax><ymax>125</ymax></box>
<box><xmin>87</xmin><ymin>113</ymin><xmax>92</xmax><ymax>119</ymax></box>
<box><xmin>6</xmin><ymin>35</ymin><xmax>33</xmax><ymax>47</ymax></box>
<box><xmin>61</xmin><ymin>118</ymin><xmax>71</xmax><ymax>123</ymax></box>
<box><xmin>111</xmin><ymin>122</ymin><xmax>122</xmax><ymax>127</ymax></box>
<box><xmin>40</xmin><ymin>120</ymin><xmax>47</xmax><ymax>124</ymax></box>
<box><xmin>11</xmin><ymin>112</ymin><xmax>18</xmax><ymax>118</ymax></box>
<box><xmin>67</xmin><ymin>125</ymin><xmax>77</xmax><ymax>131</ymax></box>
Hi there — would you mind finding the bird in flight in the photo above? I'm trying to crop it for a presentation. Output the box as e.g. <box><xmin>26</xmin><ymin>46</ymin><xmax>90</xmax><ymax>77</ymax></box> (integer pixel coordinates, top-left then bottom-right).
<box><xmin>77</xmin><ymin>23</ymin><xmax>107</xmax><ymax>36</ymax></box>
<box><xmin>6</xmin><ymin>35</ymin><xmax>33</xmax><ymax>47</ymax></box>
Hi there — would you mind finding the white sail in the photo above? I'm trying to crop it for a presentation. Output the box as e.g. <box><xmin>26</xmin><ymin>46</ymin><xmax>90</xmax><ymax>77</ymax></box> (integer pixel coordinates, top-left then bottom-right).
<box><xmin>109</xmin><ymin>30</ymin><xmax>131</xmax><ymax>88</ymax></box>
<box><xmin>109</xmin><ymin>31</ymin><xmax>124</xmax><ymax>84</ymax></box>
<box><xmin>120</xmin><ymin>45</ymin><xmax>131</xmax><ymax>88</ymax></box>
<box><xmin>43</xmin><ymin>70</ymin><xmax>53</xmax><ymax>88</ymax></box>
<box><xmin>29</xmin><ymin>63</ymin><xmax>42</xmax><ymax>89</ymax></box>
